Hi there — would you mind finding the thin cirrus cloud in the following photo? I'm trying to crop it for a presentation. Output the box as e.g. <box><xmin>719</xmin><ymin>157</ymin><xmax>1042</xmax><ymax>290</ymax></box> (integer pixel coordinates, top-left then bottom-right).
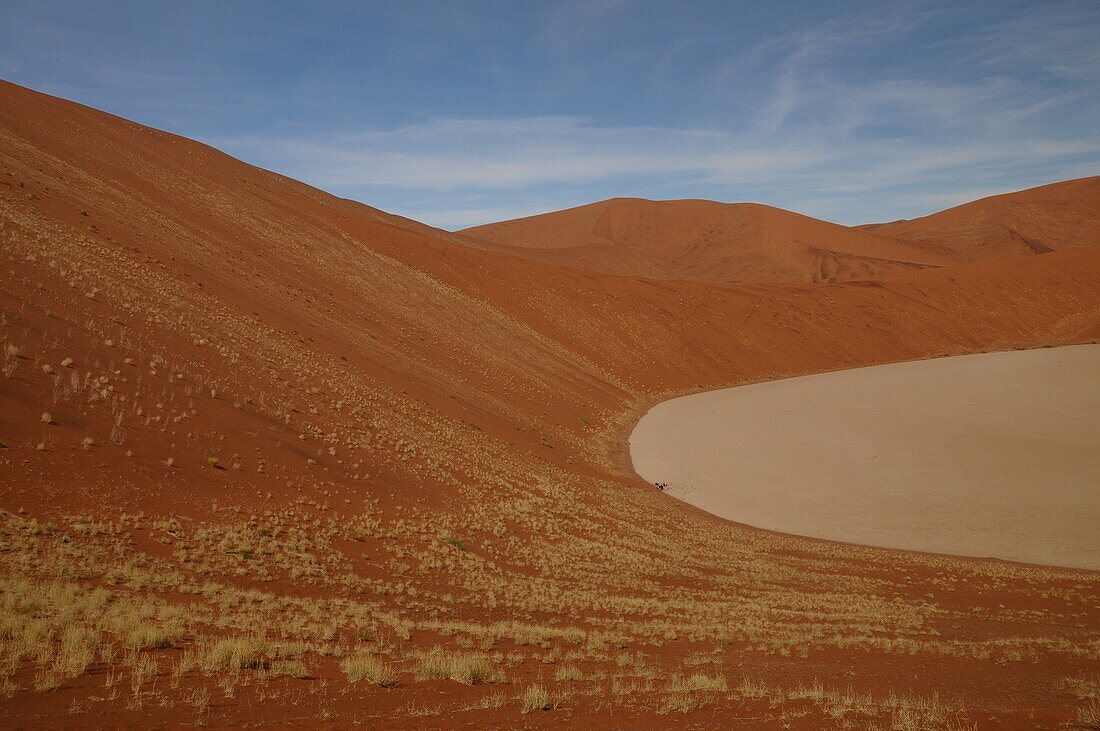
<box><xmin>212</xmin><ymin>3</ymin><xmax>1098</xmax><ymax>230</ymax></box>
<box><xmin>217</xmin><ymin>111</ymin><xmax>1098</xmax><ymax>229</ymax></box>
<box><xmin>219</xmin><ymin>118</ymin><xmax>836</xmax><ymax>191</ymax></box>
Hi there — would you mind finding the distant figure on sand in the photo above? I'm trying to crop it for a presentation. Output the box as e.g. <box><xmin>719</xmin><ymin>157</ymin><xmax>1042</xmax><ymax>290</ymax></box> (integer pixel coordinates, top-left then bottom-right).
<box><xmin>655</xmin><ymin>481</ymin><xmax>667</xmax><ymax>491</ymax></box>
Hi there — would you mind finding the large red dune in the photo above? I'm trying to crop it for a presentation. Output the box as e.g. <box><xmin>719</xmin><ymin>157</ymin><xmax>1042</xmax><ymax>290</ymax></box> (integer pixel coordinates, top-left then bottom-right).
<box><xmin>862</xmin><ymin>176</ymin><xmax>1100</xmax><ymax>260</ymax></box>
<box><xmin>1</xmin><ymin>79</ymin><xmax>1099</xmax><ymax>728</ymax></box>
<box><xmin>462</xmin><ymin>197</ymin><xmax>959</xmax><ymax>285</ymax></box>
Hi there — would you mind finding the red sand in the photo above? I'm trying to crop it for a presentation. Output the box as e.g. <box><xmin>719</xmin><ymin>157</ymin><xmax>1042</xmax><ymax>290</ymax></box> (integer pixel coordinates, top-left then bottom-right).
<box><xmin>862</xmin><ymin>176</ymin><xmax>1100</xmax><ymax>260</ymax></box>
<box><xmin>462</xmin><ymin>197</ymin><xmax>957</xmax><ymax>285</ymax></box>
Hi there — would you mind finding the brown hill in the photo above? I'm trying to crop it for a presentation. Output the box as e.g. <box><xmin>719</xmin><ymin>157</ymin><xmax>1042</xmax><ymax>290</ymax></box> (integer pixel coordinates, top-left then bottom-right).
<box><xmin>862</xmin><ymin>176</ymin><xmax>1100</xmax><ymax>260</ymax></box>
<box><xmin>1</xmin><ymin>79</ymin><xmax>1099</xmax><ymax>727</ymax></box>
<box><xmin>461</xmin><ymin>197</ymin><xmax>958</xmax><ymax>284</ymax></box>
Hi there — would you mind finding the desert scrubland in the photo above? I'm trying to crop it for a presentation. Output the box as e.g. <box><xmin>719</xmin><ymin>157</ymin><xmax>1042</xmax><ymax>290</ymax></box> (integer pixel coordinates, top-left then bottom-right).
<box><xmin>1</xmin><ymin>80</ymin><xmax>1099</xmax><ymax>728</ymax></box>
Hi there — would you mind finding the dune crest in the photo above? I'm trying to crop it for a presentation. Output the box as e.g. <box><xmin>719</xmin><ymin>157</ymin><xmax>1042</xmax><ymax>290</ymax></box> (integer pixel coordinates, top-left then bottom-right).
<box><xmin>462</xmin><ymin>197</ymin><xmax>958</xmax><ymax>284</ymax></box>
<box><xmin>862</xmin><ymin>176</ymin><xmax>1100</xmax><ymax>260</ymax></box>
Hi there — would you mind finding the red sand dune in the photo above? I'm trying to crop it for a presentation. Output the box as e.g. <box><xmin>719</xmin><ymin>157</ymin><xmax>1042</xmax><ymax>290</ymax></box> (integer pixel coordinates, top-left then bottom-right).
<box><xmin>462</xmin><ymin>197</ymin><xmax>960</xmax><ymax>284</ymax></box>
<box><xmin>1</xmin><ymin>79</ymin><xmax>1099</xmax><ymax>728</ymax></box>
<box><xmin>862</xmin><ymin>176</ymin><xmax>1100</xmax><ymax>260</ymax></box>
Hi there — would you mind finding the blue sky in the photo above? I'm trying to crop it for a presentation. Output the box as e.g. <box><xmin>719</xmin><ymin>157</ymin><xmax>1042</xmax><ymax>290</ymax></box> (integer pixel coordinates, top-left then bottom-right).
<box><xmin>1</xmin><ymin>1</ymin><xmax>1098</xmax><ymax>229</ymax></box>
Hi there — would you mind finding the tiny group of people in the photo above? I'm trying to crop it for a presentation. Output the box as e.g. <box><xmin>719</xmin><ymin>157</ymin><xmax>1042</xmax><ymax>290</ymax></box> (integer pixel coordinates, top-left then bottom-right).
<box><xmin>655</xmin><ymin>481</ymin><xmax>669</xmax><ymax>492</ymax></box>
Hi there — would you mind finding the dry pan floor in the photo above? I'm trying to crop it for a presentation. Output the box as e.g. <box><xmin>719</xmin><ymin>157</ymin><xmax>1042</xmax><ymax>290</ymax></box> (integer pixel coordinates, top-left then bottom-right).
<box><xmin>630</xmin><ymin>345</ymin><xmax>1100</xmax><ymax>569</ymax></box>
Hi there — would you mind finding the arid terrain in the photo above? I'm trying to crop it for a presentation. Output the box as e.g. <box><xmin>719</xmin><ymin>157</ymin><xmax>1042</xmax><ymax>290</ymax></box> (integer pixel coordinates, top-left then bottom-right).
<box><xmin>630</xmin><ymin>345</ymin><xmax>1100</xmax><ymax>570</ymax></box>
<box><xmin>2</xmin><ymin>79</ymin><xmax>1099</xmax><ymax>729</ymax></box>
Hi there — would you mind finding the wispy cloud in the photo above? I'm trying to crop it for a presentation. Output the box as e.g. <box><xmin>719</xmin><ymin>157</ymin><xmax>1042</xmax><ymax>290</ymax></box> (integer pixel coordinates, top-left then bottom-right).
<box><xmin>218</xmin><ymin>117</ymin><xmax>837</xmax><ymax>191</ymax></box>
<box><xmin>6</xmin><ymin>0</ymin><xmax>1095</xmax><ymax>229</ymax></box>
<box><xmin>207</xmin><ymin>1</ymin><xmax>1099</xmax><ymax>229</ymax></box>
<box><xmin>218</xmin><ymin>119</ymin><xmax>1098</xmax><ymax>228</ymax></box>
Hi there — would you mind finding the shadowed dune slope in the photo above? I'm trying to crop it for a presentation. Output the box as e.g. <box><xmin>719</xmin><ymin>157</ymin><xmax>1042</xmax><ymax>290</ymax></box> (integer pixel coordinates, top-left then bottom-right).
<box><xmin>461</xmin><ymin>197</ymin><xmax>958</xmax><ymax>285</ymax></box>
<box><xmin>862</xmin><ymin>176</ymin><xmax>1100</xmax><ymax>260</ymax></box>
<box><xmin>2</xmin><ymin>79</ymin><xmax>1100</xmax><ymax>727</ymax></box>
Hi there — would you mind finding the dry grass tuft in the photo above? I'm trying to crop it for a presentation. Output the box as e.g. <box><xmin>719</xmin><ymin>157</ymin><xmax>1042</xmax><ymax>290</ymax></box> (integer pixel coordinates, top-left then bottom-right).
<box><xmin>124</xmin><ymin>624</ymin><xmax>176</xmax><ymax>650</ymax></box>
<box><xmin>659</xmin><ymin>691</ymin><xmax>702</xmax><ymax>715</ymax></box>
<box><xmin>200</xmin><ymin>637</ymin><xmax>270</xmax><ymax>674</ymax></box>
<box><xmin>1077</xmin><ymin>699</ymin><xmax>1100</xmax><ymax>731</ymax></box>
<box><xmin>520</xmin><ymin>684</ymin><xmax>555</xmax><ymax>713</ymax></box>
<box><xmin>415</xmin><ymin>647</ymin><xmax>498</xmax><ymax>685</ymax></box>
<box><xmin>554</xmin><ymin>664</ymin><xmax>584</xmax><ymax>681</ymax></box>
<box><xmin>670</xmin><ymin>672</ymin><xmax>727</xmax><ymax>693</ymax></box>
<box><xmin>341</xmin><ymin>654</ymin><xmax>398</xmax><ymax>687</ymax></box>
<box><xmin>271</xmin><ymin>659</ymin><xmax>310</xmax><ymax>679</ymax></box>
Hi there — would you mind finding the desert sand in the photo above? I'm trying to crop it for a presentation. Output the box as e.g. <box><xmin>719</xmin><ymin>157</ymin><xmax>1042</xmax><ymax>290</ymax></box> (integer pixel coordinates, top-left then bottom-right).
<box><xmin>2</xmin><ymin>79</ymin><xmax>1100</xmax><ymax>727</ymax></box>
<box><xmin>462</xmin><ymin>197</ymin><xmax>956</xmax><ymax>285</ymax></box>
<box><xmin>466</xmin><ymin>178</ymin><xmax>1100</xmax><ymax>283</ymax></box>
<box><xmin>862</xmin><ymin>176</ymin><xmax>1100</xmax><ymax>260</ymax></box>
<box><xmin>631</xmin><ymin>345</ymin><xmax>1100</xmax><ymax>569</ymax></box>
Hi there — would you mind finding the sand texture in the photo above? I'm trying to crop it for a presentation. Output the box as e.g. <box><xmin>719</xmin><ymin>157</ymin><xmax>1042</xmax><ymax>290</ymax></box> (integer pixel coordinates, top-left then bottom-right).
<box><xmin>862</xmin><ymin>176</ymin><xmax>1100</xmax><ymax>260</ymax></box>
<box><xmin>631</xmin><ymin>345</ymin><xmax>1100</xmax><ymax>569</ymax></box>
<box><xmin>461</xmin><ymin>197</ymin><xmax>956</xmax><ymax>285</ymax></box>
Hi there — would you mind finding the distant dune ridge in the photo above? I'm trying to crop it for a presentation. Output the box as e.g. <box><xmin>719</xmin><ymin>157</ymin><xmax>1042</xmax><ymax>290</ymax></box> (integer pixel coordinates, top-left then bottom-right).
<box><xmin>461</xmin><ymin>178</ymin><xmax>1099</xmax><ymax>285</ymax></box>
<box><xmin>2</xmin><ymin>78</ymin><xmax>1100</xmax><ymax>727</ymax></box>
<box><xmin>461</xmin><ymin>197</ymin><xmax>956</xmax><ymax>284</ymax></box>
<box><xmin>861</xmin><ymin>176</ymin><xmax>1100</xmax><ymax>260</ymax></box>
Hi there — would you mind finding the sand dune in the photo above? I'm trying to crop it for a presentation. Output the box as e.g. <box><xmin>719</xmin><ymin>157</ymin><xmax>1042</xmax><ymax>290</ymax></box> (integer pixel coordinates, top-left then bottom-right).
<box><xmin>630</xmin><ymin>345</ymin><xmax>1100</xmax><ymax>569</ymax></box>
<box><xmin>462</xmin><ymin>197</ymin><xmax>957</xmax><ymax>284</ymax></box>
<box><xmin>862</xmin><ymin>176</ymin><xmax>1100</xmax><ymax>260</ymax></box>
<box><xmin>2</xmin><ymin>79</ymin><xmax>1100</xmax><ymax>727</ymax></box>
<box><xmin>466</xmin><ymin>178</ymin><xmax>1100</xmax><ymax>284</ymax></box>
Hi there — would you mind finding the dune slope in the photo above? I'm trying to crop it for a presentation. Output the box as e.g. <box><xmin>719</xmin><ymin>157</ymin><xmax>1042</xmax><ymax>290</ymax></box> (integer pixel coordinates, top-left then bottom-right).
<box><xmin>2</xmin><ymin>80</ymin><xmax>1099</xmax><ymax>728</ymax></box>
<box><xmin>462</xmin><ymin>197</ymin><xmax>958</xmax><ymax>285</ymax></box>
<box><xmin>862</xmin><ymin>176</ymin><xmax>1100</xmax><ymax>260</ymax></box>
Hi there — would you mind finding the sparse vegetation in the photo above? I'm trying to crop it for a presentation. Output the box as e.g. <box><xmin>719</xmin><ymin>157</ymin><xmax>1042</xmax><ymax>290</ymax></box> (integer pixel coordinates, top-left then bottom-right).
<box><xmin>200</xmin><ymin>637</ymin><xmax>270</xmax><ymax>674</ymax></box>
<box><xmin>1079</xmin><ymin>699</ymin><xmax>1100</xmax><ymax>730</ymax></box>
<box><xmin>0</xmin><ymin>75</ymin><xmax>1096</xmax><ymax>729</ymax></box>
<box><xmin>554</xmin><ymin>664</ymin><xmax>583</xmax><ymax>681</ymax></box>
<box><xmin>124</xmin><ymin>624</ymin><xmax>176</xmax><ymax>650</ymax></box>
<box><xmin>341</xmin><ymin>654</ymin><xmax>398</xmax><ymax>687</ymax></box>
<box><xmin>521</xmin><ymin>684</ymin><xmax>554</xmax><ymax>713</ymax></box>
<box><xmin>415</xmin><ymin>647</ymin><xmax>498</xmax><ymax>685</ymax></box>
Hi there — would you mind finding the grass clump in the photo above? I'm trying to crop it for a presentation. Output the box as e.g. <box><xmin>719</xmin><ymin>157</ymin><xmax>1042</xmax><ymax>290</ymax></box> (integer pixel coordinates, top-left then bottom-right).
<box><xmin>554</xmin><ymin>664</ymin><xmax>584</xmax><ymax>681</ymax></box>
<box><xmin>341</xmin><ymin>654</ymin><xmax>398</xmax><ymax>687</ymax></box>
<box><xmin>200</xmin><ymin>637</ymin><xmax>270</xmax><ymax>673</ymax></box>
<box><xmin>271</xmin><ymin>659</ymin><xmax>310</xmax><ymax>679</ymax></box>
<box><xmin>671</xmin><ymin>673</ymin><xmax>727</xmax><ymax>693</ymax></box>
<box><xmin>521</xmin><ymin>684</ymin><xmax>555</xmax><ymax>713</ymax></box>
<box><xmin>659</xmin><ymin>692</ymin><xmax>702</xmax><ymax>715</ymax></box>
<box><xmin>658</xmin><ymin>673</ymin><xmax>728</xmax><ymax>716</ymax></box>
<box><xmin>737</xmin><ymin>675</ymin><xmax>772</xmax><ymax>699</ymax></box>
<box><xmin>1076</xmin><ymin>699</ymin><xmax>1100</xmax><ymax>731</ymax></box>
<box><xmin>124</xmin><ymin>624</ymin><xmax>176</xmax><ymax>650</ymax></box>
<box><xmin>416</xmin><ymin>646</ymin><xmax>497</xmax><ymax>685</ymax></box>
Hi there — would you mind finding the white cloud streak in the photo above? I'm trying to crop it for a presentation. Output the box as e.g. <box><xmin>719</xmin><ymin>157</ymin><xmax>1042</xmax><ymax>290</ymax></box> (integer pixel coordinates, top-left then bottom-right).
<box><xmin>221</xmin><ymin>117</ymin><xmax>838</xmax><ymax>191</ymax></box>
<box><xmin>211</xmin><ymin>1</ymin><xmax>1099</xmax><ymax>229</ymax></box>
